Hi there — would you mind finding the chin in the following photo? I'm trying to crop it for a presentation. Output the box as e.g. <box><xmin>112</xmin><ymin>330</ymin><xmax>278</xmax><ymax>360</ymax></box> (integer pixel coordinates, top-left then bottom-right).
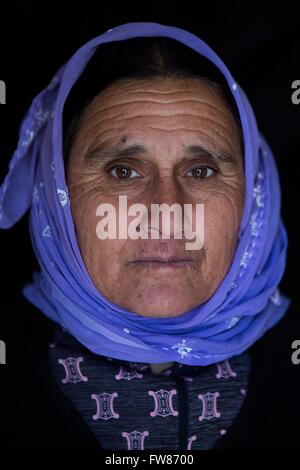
<box><xmin>129</xmin><ymin>285</ymin><xmax>202</xmax><ymax>318</ymax></box>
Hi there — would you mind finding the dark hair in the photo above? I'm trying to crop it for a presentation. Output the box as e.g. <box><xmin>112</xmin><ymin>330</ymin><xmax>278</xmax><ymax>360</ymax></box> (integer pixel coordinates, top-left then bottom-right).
<box><xmin>63</xmin><ymin>36</ymin><xmax>243</xmax><ymax>167</ymax></box>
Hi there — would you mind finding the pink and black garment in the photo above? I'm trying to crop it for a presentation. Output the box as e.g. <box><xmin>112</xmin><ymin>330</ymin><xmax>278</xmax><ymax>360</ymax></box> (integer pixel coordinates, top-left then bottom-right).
<box><xmin>48</xmin><ymin>326</ymin><xmax>251</xmax><ymax>450</ymax></box>
<box><xmin>1</xmin><ymin>295</ymin><xmax>299</xmax><ymax>449</ymax></box>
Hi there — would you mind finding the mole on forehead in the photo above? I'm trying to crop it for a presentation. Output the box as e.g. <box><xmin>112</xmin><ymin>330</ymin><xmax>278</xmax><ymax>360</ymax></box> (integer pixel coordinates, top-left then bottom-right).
<box><xmin>82</xmin><ymin>119</ymin><xmax>237</xmax><ymax>156</ymax></box>
<box><xmin>84</xmin><ymin>133</ymin><xmax>238</xmax><ymax>167</ymax></box>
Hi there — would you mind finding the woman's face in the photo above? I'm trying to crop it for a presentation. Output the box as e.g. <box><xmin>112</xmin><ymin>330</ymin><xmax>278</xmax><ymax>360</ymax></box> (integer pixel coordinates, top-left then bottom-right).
<box><xmin>67</xmin><ymin>77</ymin><xmax>244</xmax><ymax>318</ymax></box>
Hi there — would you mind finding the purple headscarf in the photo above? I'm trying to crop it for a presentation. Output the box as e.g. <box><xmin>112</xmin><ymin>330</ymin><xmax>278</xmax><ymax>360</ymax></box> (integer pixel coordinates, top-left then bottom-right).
<box><xmin>0</xmin><ymin>22</ymin><xmax>290</xmax><ymax>365</ymax></box>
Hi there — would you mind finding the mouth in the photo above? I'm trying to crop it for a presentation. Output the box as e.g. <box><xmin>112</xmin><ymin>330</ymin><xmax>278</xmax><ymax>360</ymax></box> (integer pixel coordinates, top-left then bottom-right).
<box><xmin>128</xmin><ymin>258</ymin><xmax>196</xmax><ymax>269</ymax></box>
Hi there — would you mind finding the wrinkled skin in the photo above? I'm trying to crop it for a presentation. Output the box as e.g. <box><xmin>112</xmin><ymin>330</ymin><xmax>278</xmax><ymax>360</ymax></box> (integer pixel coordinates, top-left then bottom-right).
<box><xmin>67</xmin><ymin>77</ymin><xmax>244</xmax><ymax>318</ymax></box>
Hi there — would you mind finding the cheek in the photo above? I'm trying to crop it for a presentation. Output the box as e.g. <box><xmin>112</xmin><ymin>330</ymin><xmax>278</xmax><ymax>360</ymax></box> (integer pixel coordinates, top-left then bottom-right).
<box><xmin>204</xmin><ymin>189</ymin><xmax>243</xmax><ymax>263</ymax></box>
<box><xmin>70</xmin><ymin>191</ymin><xmax>98</xmax><ymax>249</ymax></box>
<box><xmin>69</xmin><ymin>186</ymin><xmax>130</xmax><ymax>283</ymax></box>
<box><xmin>69</xmin><ymin>183</ymin><xmax>108</xmax><ymax>262</ymax></box>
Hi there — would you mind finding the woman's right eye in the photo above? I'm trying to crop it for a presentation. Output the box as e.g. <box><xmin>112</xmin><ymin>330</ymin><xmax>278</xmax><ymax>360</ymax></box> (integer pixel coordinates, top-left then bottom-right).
<box><xmin>109</xmin><ymin>165</ymin><xmax>141</xmax><ymax>180</ymax></box>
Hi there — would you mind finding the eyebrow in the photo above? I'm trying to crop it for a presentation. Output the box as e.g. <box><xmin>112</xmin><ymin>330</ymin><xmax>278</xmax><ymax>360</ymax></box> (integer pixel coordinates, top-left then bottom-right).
<box><xmin>84</xmin><ymin>143</ymin><xmax>237</xmax><ymax>167</ymax></box>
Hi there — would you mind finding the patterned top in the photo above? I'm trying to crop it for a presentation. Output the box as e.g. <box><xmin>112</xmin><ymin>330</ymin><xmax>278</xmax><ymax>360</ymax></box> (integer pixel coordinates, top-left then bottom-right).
<box><xmin>48</xmin><ymin>327</ymin><xmax>251</xmax><ymax>450</ymax></box>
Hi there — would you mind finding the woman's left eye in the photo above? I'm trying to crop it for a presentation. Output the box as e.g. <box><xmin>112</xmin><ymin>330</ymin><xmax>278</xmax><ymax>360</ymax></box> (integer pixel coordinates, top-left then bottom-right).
<box><xmin>186</xmin><ymin>166</ymin><xmax>216</xmax><ymax>178</ymax></box>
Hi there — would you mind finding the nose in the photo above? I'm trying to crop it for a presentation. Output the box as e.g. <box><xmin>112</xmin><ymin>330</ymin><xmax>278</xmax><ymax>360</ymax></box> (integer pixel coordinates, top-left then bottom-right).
<box><xmin>139</xmin><ymin>176</ymin><xmax>185</xmax><ymax>239</ymax></box>
<box><xmin>154</xmin><ymin>174</ymin><xmax>183</xmax><ymax>206</ymax></box>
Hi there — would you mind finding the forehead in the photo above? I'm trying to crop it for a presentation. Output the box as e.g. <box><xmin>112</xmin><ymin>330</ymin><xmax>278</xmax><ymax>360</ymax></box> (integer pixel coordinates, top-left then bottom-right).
<box><xmin>72</xmin><ymin>77</ymin><xmax>242</xmax><ymax>157</ymax></box>
<box><xmin>80</xmin><ymin>77</ymin><xmax>236</xmax><ymax>124</ymax></box>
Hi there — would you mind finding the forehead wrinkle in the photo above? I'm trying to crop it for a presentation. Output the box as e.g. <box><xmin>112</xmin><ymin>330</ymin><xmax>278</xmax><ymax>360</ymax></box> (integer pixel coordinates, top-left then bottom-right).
<box><xmin>80</xmin><ymin>111</ymin><xmax>237</xmax><ymax>147</ymax></box>
<box><xmin>90</xmin><ymin>96</ymin><xmax>231</xmax><ymax>111</ymax></box>
<box><xmin>80</xmin><ymin>121</ymin><xmax>239</xmax><ymax>162</ymax></box>
<box><xmin>181</xmin><ymin>144</ymin><xmax>237</xmax><ymax>166</ymax></box>
<box><xmin>84</xmin><ymin>142</ymin><xmax>237</xmax><ymax>170</ymax></box>
<box><xmin>95</xmin><ymin>87</ymin><xmax>197</xmax><ymax>101</ymax></box>
<box><xmin>144</xmin><ymin>125</ymin><xmax>239</xmax><ymax>157</ymax></box>
<box><xmin>99</xmin><ymin>76</ymin><xmax>223</xmax><ymax>96</ymax></box>
<box><xmin>78</xmin><ymin>126</ymin><xmax>126</xmax><ymax>147</ymax></box>
<box><xmin>85</xmin><ymin>143</ymin><xmax>150</xmax><ymax>163</ymax></box>
<box><xmin>84</xmin><ymin>96</ymin><xmax>235</xmax><ymax>127</ymax></box>
<box><xmin>86</xmin><ymin>124</ymin><xmax>237</xmax><ymax>163</ymax></box>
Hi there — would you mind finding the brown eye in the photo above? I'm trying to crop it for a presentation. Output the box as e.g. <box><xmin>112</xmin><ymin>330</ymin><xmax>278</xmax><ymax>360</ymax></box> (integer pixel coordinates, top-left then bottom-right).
<box><xmin>109</xmin><ymin>165</ymin><xmax>140</xmax><ymax>180</ymax></box>
<box><xmin>187</xmin><ymin>166</ymin><xmax>216</xmax><ymax>178</ymax></box>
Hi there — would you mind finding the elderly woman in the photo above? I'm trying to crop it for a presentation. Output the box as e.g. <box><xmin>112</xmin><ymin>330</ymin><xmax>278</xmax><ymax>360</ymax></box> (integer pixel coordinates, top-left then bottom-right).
<box><xmin>0</xmin><ymin>22</ymin><xmax>296</xmax><ymax>450</ymax></box>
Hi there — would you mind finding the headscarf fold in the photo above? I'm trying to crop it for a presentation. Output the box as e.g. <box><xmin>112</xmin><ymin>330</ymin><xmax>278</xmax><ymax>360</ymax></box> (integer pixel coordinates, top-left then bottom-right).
<box><xmin>0</xmin><ymin>22</ymin><xmax>290</xmax><ymax>365</ymax></box>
